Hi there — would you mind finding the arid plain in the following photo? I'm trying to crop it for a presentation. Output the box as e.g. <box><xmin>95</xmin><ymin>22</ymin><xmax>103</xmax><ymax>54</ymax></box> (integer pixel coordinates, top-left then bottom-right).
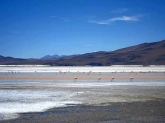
<box><xmin>0</xmin><ymin>66</ymin><xmax>165</xmax><ymax>123</ymax></box>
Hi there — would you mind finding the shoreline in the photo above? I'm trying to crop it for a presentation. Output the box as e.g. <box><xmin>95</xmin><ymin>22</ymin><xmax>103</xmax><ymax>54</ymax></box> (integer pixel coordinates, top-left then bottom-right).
<box><xmin>1</xmin><ymin>100</ymin><xmax>165</xmax><ymax>123</ymax></box>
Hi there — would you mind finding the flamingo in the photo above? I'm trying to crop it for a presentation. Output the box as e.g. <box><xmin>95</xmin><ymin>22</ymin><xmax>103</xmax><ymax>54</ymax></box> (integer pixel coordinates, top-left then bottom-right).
<box><xmin>111</xmin><ymin>77</ymin><xmax>115</xmax><ymax>82</ymax></box>
<box><xmin>74</xmin><ymin>77</ymin><xmax>78</xmax><ymax>82</ymax></box>
<box><xmin>98</xmin><ymin>77</ymin><xmax>101</xmax><ymax>82</ymax></box>
<box><xmin>130</xmin><ymin>77</ymin><xmax>134</xmax><ymax>82</ymax></box>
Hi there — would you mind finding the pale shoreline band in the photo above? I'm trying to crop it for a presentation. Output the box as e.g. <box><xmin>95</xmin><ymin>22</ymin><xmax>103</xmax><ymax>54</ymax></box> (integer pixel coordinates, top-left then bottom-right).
<box><xmin>0</xmin><ymin>66</ymin><xmax>165</xmax><ymax>73</ymax></box>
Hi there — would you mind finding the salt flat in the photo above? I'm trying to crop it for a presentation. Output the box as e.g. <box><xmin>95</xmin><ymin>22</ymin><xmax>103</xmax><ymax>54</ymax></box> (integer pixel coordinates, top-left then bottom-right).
<box><xmin>0</xmin><ymin>65</ymin><xmax>165</xmax><ymax>72</ymax></box>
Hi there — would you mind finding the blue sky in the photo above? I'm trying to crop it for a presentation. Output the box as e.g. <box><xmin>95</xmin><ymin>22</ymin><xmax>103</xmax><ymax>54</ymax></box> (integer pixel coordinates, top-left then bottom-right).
<box><xmin>0</xmin><ymin>0</ymin><xmax>165</xmax><ymax>58</ymax></box>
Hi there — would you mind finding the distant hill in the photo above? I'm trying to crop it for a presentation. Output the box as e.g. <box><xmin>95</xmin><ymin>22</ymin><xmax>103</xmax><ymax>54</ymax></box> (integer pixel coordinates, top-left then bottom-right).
<box><xmin>0</xmin><ymin>55</ymin><xmax>26</xmax><ymax>64</ymax></box>
<box><xmin>0</xmin><ymin>56</ymin><xmax>40</xmax><ymax>65</ymax></box>
<box><xmin>0</xmin><ymin>39</ymin><xmax>165</xmax><ymax>65</ymax></box>
<box><xmin>41</xmin><ymin>54</ymin><xmax>66</xmax><ymax>60</ymax></box>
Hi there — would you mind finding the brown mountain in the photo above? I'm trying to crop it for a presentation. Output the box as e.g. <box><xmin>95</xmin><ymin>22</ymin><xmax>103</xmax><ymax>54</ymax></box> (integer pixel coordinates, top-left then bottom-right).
<box><xmin>0</xmin><ymin>40</ymin><xmax>165</xmax><ymax>65</ymax></box>
<box><xmin>45</xmin><ymin>40</ymin><xmax>165</xmax><ymax>66</ymax></box>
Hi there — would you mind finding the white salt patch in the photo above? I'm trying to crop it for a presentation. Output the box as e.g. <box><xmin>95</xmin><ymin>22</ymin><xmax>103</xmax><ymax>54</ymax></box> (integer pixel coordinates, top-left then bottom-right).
<box><xmin>62</xmin><ymin>81</ymin><xmax>165</xmax><ymax>88</ymax></box>
<box><xmin>0</xmin><ymin>89</ymin><xmax>81</xmax><ymax>120</ymax></box>
<box><xmin>0</xmin><ymin>113</ymin><xmax>19</xmax><ymax>121</ymax></box>
<box><xmin>0</xmin><ymin>101</ymin><xmax>78</xmax><ymax>114</ymax></box>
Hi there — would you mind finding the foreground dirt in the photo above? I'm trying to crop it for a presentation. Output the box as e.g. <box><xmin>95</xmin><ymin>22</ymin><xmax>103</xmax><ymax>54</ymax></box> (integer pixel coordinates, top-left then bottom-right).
<box><xmin>1</xmin><ymin>100</ymin><xmax>165</xmax><ymax>123</ymax></box>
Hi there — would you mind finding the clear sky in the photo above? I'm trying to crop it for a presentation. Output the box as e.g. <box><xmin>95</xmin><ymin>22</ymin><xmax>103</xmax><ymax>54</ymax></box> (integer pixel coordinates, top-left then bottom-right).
<box><xmin>0</xmin><ymin>0</ymin><xmax>165</xmax><ymax>58</ymax></box>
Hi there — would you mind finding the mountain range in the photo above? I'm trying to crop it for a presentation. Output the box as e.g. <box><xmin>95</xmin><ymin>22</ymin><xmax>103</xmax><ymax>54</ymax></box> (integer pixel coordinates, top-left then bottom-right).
<box><xmin>0</xmin><ymin>39</ymin><xmax>165</xmax><ymax>65</ymax></box>
<box><xmin>41</xmin><ymin>54</ymin><xmax>66</xmax><ymax>60</ymax></box>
